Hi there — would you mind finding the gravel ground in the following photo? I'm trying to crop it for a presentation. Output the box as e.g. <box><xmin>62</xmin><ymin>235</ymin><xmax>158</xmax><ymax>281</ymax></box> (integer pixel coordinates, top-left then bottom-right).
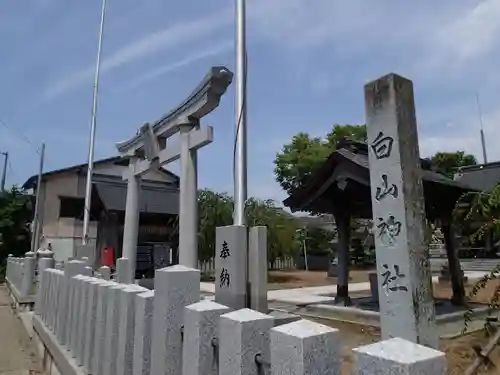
<box><xmin>0</xmin><ymin>285</ymin><xmax>43</xmax><ymax>375</ymax></box>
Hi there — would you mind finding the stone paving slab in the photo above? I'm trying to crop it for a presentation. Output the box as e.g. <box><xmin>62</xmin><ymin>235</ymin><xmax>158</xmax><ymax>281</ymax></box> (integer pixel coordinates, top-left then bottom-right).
<box><xmin>201</xmin><ymin>272</ymin><xmax>488</xmax><ymax>305</ymax></box>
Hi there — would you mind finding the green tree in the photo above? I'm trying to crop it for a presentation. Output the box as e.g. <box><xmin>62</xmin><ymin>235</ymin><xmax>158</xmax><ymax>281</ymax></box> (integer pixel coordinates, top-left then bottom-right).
<box><xmin>0</xmin><ymin>187</ymin><xmax>32</xmax><ymax>275</ymax></box>
<box><xmin>302</xmin><ymin>227</ymin><xmax>335</xmax><ymax>256</ymax></box>
<box><xmin>198</xmin><ymin>189</ymin><xmax>233</xmax><ymax>262</ymax></box>
<box><xmin>197</xmin><ymin>190</ymin><xmax>301</xmax><ymax>267</ymax></box>
<box><xmin>274</xmin><ymin>124</ymin><xmax>366</xmax><ymax>196</ymax></box>
<box><xmin>430</xmin><ymin>151</ymin><xmax>477</xmax><ymax>179</ymax></box>
<box><xmin>246</xmin><ymin>197</ymin><xmax>301</xmax><ymax>267</ymax></box>
<box><xmin>454</xmin><ymin>183</ymin><xmax>500</xmax><ymax>332</ymax></box>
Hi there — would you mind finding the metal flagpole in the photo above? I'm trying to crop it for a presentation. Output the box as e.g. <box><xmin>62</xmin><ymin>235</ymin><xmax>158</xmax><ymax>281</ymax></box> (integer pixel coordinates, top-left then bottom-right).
<box><xmin>31</xmin><ymin>143</ymin><xmax>45</xmax><ymax>252</ymax></box>
<box><xmin>233</xmin><ymin>0</ymin><xmax>251</xmax><ymax>308</ymax></box>
<box><xmin>0</xmin><ymin>151</ymin><xmax>7</xmax><ymax>192</ymax></box>
<box><xmin>233</xmin><ymin>0</ymin><xmax>248</xmax><ymax>226</ymax></box>
<box><xmin>82</xmin><ymin>0</ymin><xmax>107</xmax><ymax>245</ymax></box>
<box><xmin>476</xmin><ymin>92</ymin><xmax>488</xmax><ymax>164</ymax></box>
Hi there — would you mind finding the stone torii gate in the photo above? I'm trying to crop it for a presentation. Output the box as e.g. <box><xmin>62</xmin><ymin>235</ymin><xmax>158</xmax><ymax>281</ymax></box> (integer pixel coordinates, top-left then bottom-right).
<box><xmin>115</xmin><ymin>66</ymin><xmax>233</xmax><ymax>283</ymax></box>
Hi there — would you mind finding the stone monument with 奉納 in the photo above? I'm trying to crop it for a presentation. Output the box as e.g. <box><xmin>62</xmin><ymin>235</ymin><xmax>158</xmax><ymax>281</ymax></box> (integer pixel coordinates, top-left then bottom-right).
<box><xmin>365</xmin><ymin>73</ymin><xmax>438</xmax><ymax>348</ymax></box>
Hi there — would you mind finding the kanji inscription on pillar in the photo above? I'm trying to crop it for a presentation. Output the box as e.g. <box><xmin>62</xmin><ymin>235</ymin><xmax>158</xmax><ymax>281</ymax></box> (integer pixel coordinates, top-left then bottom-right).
<box><xmin>375</xmin><ymin>175</ymin><xmax>398</xmax><ymax>201</ymax></box>
<box><xmin>376</xmin><ymin>215</ymin><xmax>402</xmax><ymax>246</ymax></box>
<box><xmin>215</xmin><ymin>225</ymin><xmax>247</xmax><ymax>310</ymax></box>
<box><xmin>365</xmin><ymin>73</ymin><xmax>437</xmax><ymax>348</ymax></box>
<box><xmin>380</xmin><ymin>264</ymin><xmax>408</xmax><ymax>294</ymax></box>
<box><xmin>219</xmin><ymin>241</ymin><xmax>231</xmax><ymax>288</ymax></box>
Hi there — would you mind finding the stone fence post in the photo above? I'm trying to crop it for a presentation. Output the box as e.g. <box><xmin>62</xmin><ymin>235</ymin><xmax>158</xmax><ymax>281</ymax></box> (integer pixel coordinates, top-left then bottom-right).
<box><xmin>20</xmin><ymin>251</ymin><xmax>36</xmax><ymax>298</ymax></box>
<box><xmin>6</xmin><ymin>254</ymin><xmax>13</xmax><ymax>282</ymax></box>
<box><xmin>31</xmin><ymin>264</ymin><xmax>449</xmax><ymax>375</ymax></box>
<box><xmin>353</xmin><ymin>337</ymin><xmax>447</xmax><ymax>374</ymax></box>
<box><xmin>37</xmin><ymin>250</ymin><xmax>55</xmax><ymax>282</ymax></box>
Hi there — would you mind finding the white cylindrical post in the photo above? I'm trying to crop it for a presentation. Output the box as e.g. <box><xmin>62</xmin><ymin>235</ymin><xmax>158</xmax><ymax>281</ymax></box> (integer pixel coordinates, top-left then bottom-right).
<box><xmin>234</xmin><ymin>0</ymin><xmax>248</xmax><ymax>226</ymax></box>
<box><xmin>179</xmin><ymin>124</ymin><xmax>198</xmax><ymax>268</ymax></box>
<box><xmin>122</xmin><ymin>160</ymin><xmax>140</xmax><ymax>283</ymax></box>
<box><xmin>82</xmin><ymin>0</ymin><xmax>107</xmax><ymax>245</ymax></box>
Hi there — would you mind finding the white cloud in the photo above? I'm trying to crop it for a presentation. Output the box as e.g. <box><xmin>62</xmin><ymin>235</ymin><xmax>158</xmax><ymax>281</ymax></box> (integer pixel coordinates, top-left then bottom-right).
<box><xmin>41</xmin><ymin>8</ymin><xmax>234</xmax><ymax>101</ymax></box>
<box><xmin>116</xmin><ymin>40</ymin><xmax>233</xmax><ymax>91</ymax></box>
<box><xmin>414</xmin><ymin>0</ymin><xmax>500</xmax><ymax>76</ymax></box>
<box><xmin>419</xmin><ymin>106</ymin><xmax>500</xmax><ymax>161</ymax></box>
<box><xmin>433</xmin><ymin>0</ymin><xmax>500</xmax><ymax>65</ymax></box>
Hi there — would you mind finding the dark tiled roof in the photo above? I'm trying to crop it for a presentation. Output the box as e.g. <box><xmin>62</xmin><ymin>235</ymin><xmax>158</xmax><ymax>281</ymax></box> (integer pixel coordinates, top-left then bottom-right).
<box><xmin>22</xmin><ymin>156</ymin><xmax>179</xmax><ymax>189</ymax></box>
<box><xmin>94</xmin><ymin>182</ymin><xmax>179</xmax><ymax>215</ymax></box>
<box><xmin>284</xmin><ymin>138</ymin><xmax>478</xmax><ymax>211</ymax></box>
<box><xmin>335</xmin><ymin>143</ymin><xmax>475</xmax><ymax>190</ymax></box>
<box><xmin>456</xmin><ymin>162</ymin><xmax>500</xmax><ymax>191</ymax></box>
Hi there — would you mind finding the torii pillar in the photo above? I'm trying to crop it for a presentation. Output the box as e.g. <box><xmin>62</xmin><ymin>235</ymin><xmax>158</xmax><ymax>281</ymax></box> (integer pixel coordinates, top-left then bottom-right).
<box><xmin>178</xmin><ymin>122</ymin><xmax>199</xmax><ymax>269</ymax></box>
<box><xmin>120</xmin><ymin>123</ymin><xmax>214</xmax><ymax>281</ymax></box>
<box><xmin>122</xmin><ymin>157</ymin><xmax>141</xmax><ymax>282</ymax></box>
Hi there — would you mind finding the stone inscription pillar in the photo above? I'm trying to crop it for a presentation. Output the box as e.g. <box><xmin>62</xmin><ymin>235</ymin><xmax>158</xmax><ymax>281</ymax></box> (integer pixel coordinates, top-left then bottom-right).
<box><xmin>365</xmin><ymin>73</ymin><xmax>437</xmax><ymax>348</ymax></box>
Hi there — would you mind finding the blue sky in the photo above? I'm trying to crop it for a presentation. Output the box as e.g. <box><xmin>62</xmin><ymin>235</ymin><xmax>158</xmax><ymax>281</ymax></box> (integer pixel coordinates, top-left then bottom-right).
<box><xmin>1</xmin><ymin>0</ymin><xmax>499</xmax><ymax>203</ymax></box>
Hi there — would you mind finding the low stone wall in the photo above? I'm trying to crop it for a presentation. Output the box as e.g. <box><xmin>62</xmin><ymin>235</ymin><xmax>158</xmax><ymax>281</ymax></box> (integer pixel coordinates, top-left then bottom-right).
<box><xmin>5</xmin><ymin>253</ymin><xmax>37</xmax><ymax>305</ymax></box>
<box><xmin>430</xmin><ymin>258</ymin><xmax>500</xmax><ymax>273</ymax></box>
<box><xmin>199</xmin><ymin>256</ymin><xmax>296</xmax><ymax>273</ymax></box>
<box><xmin>31</xmin><ymin>258</ymin><xmax>449</xmax><ymax>375</ymax></box>
<box><xmin>5</xmin><ymin>250</ymin><xmax>55</xmax><ymax>307</ymax></box>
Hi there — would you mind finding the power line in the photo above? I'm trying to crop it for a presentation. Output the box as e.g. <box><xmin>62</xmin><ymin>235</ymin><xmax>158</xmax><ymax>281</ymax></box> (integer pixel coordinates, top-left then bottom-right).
<box><xmin>0</xmin><ymin>117</ymin><xmax>39</xmax><ymax>152</ymax></box>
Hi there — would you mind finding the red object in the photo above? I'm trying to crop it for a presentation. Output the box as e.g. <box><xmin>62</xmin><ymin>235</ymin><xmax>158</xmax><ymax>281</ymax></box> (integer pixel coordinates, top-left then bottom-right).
<box><xmin>102</xmin><ymin>246</ymin><xmax>115</xmax><ymax>267</ymax></box>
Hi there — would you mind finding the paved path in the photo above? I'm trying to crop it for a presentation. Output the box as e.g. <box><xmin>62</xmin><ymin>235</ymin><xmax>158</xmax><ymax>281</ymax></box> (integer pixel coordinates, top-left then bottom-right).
<box><xmin>201</xmin><ymin>271</ymin><xmax>489</xmax><ymax>305</ymax></box>
<box><xmin>0</xmin><ymin>285</ymin><xmax>43</xmax><ymax>375</ymax></box>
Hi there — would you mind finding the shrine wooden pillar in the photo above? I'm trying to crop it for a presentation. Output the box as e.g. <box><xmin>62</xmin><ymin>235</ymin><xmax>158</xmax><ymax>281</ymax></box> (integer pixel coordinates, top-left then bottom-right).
<box><xmin>332</xmin><ymin>206</ymin><xmax>351</xmax><ymax>306</ymax></box>
<box><xmin>441</xmin><ymin>217</ymin><xmax>465</xmax><ymax>305</ymax></box>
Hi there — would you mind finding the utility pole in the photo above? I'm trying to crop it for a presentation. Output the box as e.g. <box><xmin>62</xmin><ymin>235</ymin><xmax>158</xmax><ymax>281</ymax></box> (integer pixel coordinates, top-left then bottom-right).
<box><xmin>82</xmin><ymin>0</ymin><xmax>107</xmax><ymax>245</ymax></box>
<box><xmin>297</xmin><ymin>228</ymin><xmax>309</xmax><ymax>271</ymax></box>
<box><xmin>0</xmin><ymin>151</ymin><xmax>8</xmax><ymax>192</ymax></box>
<box><xmin>31</xmin><ymin>143</ymin><xmax>45</xmax><ymax>252</ymax></box>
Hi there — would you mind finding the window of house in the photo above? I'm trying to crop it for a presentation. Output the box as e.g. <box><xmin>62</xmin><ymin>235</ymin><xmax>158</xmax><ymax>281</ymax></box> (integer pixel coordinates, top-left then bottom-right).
<box><xmin>59</xmin><ymin>197</ymin><xmax>85</xmax><ymax>219</ymax></box>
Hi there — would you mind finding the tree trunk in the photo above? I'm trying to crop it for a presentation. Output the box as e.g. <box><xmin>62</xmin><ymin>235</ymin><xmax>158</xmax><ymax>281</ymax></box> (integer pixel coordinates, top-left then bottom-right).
<box><xmin>442</xmin><ymin>222</ymin><xmax>465</xmax><ymax>305</ymax></box>
<box><xmin>333</xmin><ymin>209</ymin><xmax>351</xmax><ymax>306</ymax></box>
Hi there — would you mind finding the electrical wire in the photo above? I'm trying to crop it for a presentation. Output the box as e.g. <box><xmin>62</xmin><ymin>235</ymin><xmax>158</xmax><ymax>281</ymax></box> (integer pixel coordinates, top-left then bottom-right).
<box><xmin>0</xmin><ymin>117</ymin><xmax>40</xmax><ymax>153</ymax></box>
<box><xmin>0</xmin><ymin>116</ymin><xmax>99</xmax><ymax>238</ymax></box>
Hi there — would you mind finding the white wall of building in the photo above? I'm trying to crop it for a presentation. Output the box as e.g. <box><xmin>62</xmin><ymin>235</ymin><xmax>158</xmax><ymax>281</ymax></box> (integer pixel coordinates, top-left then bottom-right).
<box><xmin>35</xmin><ymin>159</ymin><xmax>177</xmax><ymax>261</ymax></box>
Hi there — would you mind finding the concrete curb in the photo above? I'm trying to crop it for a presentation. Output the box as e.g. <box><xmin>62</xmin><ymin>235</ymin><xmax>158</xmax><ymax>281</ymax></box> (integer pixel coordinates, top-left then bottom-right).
<box><xmin>32</xmin><ymin>314</ymin><xmax>85</xmax><ymax>375</ymax></box>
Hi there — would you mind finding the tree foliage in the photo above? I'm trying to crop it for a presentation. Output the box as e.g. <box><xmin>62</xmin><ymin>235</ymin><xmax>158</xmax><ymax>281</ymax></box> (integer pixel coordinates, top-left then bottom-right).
<box><xmin>0</xmin><ymin>187</ymin><xmax>32</xmax><ymax>274</ymax></box>
<box><xmin>198</xmin><ymin>189</ymin><xmax>233</xmax><ymax>262</ymax></box>
<box><xmin>454</xmin><ymin>183</ymin><xmax>500</xmax><ymax>332</ymax></box>
<box><xmin>296</xmin><ymin>227</ymin><xmax>336</xmax><ymax>256</ymax></box>
<box><xmin>430</xmin><ymin>151</ymin><xmax>477</xmax><ymax>179</ymax></box>
<box><xmin>197</xmin><ymin>189</ymin><xmax>302</xmax><ymax>265</ymax></box>
<box><xmin>274</xmin><ymin>124</ymin><xmax>367</xmax><ymax>196</ymax></box>
<box><xmin>246</xmin><ymin>197</ymin><xmax>301</xmax><ymax>265</ymax></box>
